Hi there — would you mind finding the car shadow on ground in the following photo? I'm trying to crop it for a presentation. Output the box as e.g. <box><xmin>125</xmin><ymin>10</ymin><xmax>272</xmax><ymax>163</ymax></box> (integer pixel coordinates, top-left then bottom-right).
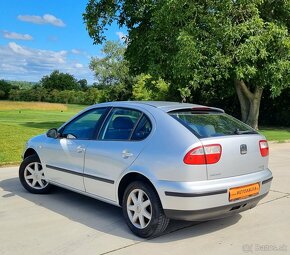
<box><xmin>0</xmin><ymin>177</ymin><xmax>242</xmax><ymax>243</ymax></box>
<box><xmin>20</xmin><ymin>121</ymin><xmax>65</xmax><ymax>129</ymax></box>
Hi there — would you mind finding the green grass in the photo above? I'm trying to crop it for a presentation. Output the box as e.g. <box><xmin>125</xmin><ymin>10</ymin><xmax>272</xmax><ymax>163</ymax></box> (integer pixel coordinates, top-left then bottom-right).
<box><xmin>0</xmin><ymin>101</ymin><xmax>85</xmax><ymax>165</ymax></box>
<box><xmin>259</xmin><ymin>127</ymin><xmax>290</xmax><ymax>142</ymax></box>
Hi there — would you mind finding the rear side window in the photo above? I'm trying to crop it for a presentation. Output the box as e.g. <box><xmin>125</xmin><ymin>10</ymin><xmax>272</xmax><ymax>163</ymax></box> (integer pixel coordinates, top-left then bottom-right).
<box><xmin>100</xmin><ymin>108</ymin><xmax>142</xmax><ymax>140</ymax></box>
<box><xmin>169</xmin><ymin>110</ymin><xmax>257</xmax><ymax>138</ymax></box>
<box><xmin>131</xmin><ymin>115</ymin><xmax>152</xmax><ymax>141</ymax></box>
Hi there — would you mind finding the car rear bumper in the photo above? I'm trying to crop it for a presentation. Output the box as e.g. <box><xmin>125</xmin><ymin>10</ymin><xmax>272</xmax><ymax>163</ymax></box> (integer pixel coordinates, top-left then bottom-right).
<box><xmin>156</xmin><ymin>169</ymin><xmax>272</xmax><ymax>221</ymax></box>
<box><xmin>164</xmin><ymin>192</ymin><xmax>268</xmax><ymax>221</ymax></box>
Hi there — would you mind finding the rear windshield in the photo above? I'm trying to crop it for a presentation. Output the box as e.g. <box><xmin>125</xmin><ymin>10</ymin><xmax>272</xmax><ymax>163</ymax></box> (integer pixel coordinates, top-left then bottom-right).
<box><xmin>169</xmin><ymin>110</ymin><xmax>257</xmax><ymax>138</ymax></box>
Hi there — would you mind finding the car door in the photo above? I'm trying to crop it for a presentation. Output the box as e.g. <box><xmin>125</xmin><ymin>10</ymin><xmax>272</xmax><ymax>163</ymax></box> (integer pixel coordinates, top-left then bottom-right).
<box><xmin>42</xmin><ymin>107</ymin><xmax>108</xmax><ymax>191</ymax></box>
<box><xmin>83</xmin><ymin>107</ymin><xmax>153</xmax><ymax>201</ymax></box>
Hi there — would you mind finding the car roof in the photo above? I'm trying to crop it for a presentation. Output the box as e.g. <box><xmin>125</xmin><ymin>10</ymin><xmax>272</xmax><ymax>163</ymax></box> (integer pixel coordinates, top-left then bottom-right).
<box><xmin>91</xmin><ymin>101</ymin><xmax>224</xmax><ymax>113</ymax></box>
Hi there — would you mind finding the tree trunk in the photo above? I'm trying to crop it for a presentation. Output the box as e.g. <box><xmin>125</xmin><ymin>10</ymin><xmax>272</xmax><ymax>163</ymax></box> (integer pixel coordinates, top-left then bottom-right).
<box><xmin>234</xmin><ymin>80</ymin><xmax>263</xmax><ymax>130</ymax></box>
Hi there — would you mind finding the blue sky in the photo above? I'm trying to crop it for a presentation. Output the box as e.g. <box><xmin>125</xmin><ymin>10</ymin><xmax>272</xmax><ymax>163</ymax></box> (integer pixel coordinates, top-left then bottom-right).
<box><xmin>0</xmin><ymin>0</ymin><xmax>126</xmax><ymax>84</ymax></box>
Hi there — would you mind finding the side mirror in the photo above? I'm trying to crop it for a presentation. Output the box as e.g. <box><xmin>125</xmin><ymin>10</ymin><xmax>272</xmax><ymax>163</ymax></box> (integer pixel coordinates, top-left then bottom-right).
<box><xmin>46</xmin><ymin>128</ymin><xmax>58</xmax><ymax>139</ymax></box>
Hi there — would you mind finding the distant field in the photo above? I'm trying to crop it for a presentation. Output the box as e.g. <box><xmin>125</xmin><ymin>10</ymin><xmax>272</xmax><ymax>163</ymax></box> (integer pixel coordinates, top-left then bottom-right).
<box><xmin>0</xmin><ymin>101</ymin><xmax>85</xmax><ymax>165</ymax></box>
<box><xmin>0</xmin><ymin>101</ymin><xmax>68</xmax><ymax>111</ymax></box>
<box><xmin>0</xmin><ymin>100</ymin><xmax>289</xmax><ymax>165</ymax></box>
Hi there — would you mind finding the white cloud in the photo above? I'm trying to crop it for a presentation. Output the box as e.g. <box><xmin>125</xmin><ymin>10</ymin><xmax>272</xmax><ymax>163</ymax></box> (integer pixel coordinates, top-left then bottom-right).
<box><xmin>3</xmin><ymin>31</ymin><xmax>33</xmax><ymax>40</ymax></box>
<box><xmin>8</xmin><ymin>42</ymin><xmax>66</xmax><ymax>62</ymax></box>
<box><xmin>43</xmin><ymin>14</ymin><xmax>65</xmax><ymax>27</ymax></box>
<box><xmin>116</xmin><ymin>31</ymin><xmax>127</xmax><ymax>42</ymax></box>
<box><xmin>17</xmin><ymin>14</ymin><xmax>65</xmax><ymax>27</ymax></box>
<box><xmin>70</xmin><ymin>49</ymin><xmax>92</xmax><ymax>59</ymax></box>
<box><xmin>8</xmin><ymin>42</ymin><xmax>32</xmax><ymax>56</ymax></box>
<box><xmin>75</xmin><ymin>63</ymin><xmax>83</xmax><ymax>68</ymax></box>
<box><xmin>71</xmin><ymin>49</ymin><xmax>81</xmax><ymax>54</ymax></box>
<box><xmin>18</xmin><ymin>15</ymin><xmax>43</xmax><ymax>24</ymax></box>
<box><xmin>0</xmin><ymin>42</ymin><xmax>94</xmax><ymax>83</ymax></box>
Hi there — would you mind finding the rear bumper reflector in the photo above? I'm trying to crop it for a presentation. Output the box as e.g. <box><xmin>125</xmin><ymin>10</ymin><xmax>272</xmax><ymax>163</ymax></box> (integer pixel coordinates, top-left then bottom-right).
<box><xmin>262</xmin><ymin>177</ymin><xmax>273</xmax><ymax>185</ymax></box>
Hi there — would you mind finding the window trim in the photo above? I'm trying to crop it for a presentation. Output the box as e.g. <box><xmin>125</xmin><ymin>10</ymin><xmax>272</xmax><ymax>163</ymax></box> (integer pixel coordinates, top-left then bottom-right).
<box><xmin>128</xmin><ymin>113</ymin><xmax>144</xmax><ymax>140</ymax></box>
<box><xmin>130</xmin><ymin>114</ymin><xmax>152</xmax><ymax>141</ymax></box>
<box><xmin>58</xmin><ymin>107</ymin><xmax>110</xmax><ymax>140</ymax></box>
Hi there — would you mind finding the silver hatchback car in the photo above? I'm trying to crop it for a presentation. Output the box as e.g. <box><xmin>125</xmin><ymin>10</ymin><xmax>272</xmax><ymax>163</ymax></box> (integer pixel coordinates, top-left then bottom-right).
<box><xmin>19</xmin><ymin>101</ymin><xmax>273</xmax><ymax>237</ymax></box>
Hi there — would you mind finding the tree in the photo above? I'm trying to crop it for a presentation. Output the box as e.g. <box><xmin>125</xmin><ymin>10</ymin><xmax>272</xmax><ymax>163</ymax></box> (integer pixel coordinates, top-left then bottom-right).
<box><xmin>90</xmin><ymin>40</ymin><xmax>133</xmax><ymax>86</ymax></box>
<box><xmin>96</xmin><ymin>84</ymin><xmax>132</xmax><ymax>102</ymax></box>
<box><xmin>78</xmin><ymin>79</ymin><xmax>88</xmax><ymax>91</ymax></box>
<box><xmin>32</xmin><ymin>84</ymin><xmax>47</xmax><ymax>102</ymax></box>
<box><xmin>133</xmin><ymin>74</ymin><xmax>169</xmax><ymax>101</ymax></box>
<box><xmin>40</xmin><ymin>70</ymin><xmax>80</xmax><ymax>91</ymax></box>
<box><xmin>9</xmin><ymin>89</ymin><xmax>20</xmax><ymax>101</ymax></box>
<box><xmin>89</xmin><ymin>40</ymin><xmax>134</xmax><ymax>101</ymax></box>
<box><xmin>0</xmin><ymin>80</ymin><xmax>12</xmax><ymax>99</ymax></box>
<box><xmin>58</xmin><ymin>90</ymin><xmax>76</xmax><ymax>104</ymax></box>
<box><xmin>84</xmin><ymin>0</ymin><xmax>290</xmax><ymax>129</ymax></box>
<box><xmin>85</xmin><ymin>87</ymin><xmax>99</xmax><ymax>104</ymax></box>
<box><xmin>6</xmin><ymin>80</ymin><xmax>35</xmax><ymax>89</ymax></box>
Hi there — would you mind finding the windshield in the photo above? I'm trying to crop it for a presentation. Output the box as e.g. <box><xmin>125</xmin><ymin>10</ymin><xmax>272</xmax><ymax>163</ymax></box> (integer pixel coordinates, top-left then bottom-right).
<box><xmin>169</xmin><ymin>110</ymin><xmax>257</xmax><ymax>138</ymax></box>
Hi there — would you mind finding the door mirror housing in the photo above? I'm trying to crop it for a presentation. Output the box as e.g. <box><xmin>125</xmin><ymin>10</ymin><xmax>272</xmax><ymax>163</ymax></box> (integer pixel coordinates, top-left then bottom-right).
<box><xmin>46</xmin><ymin>128</ymin><xmax>58</xmax><ymax>139</ymax></box>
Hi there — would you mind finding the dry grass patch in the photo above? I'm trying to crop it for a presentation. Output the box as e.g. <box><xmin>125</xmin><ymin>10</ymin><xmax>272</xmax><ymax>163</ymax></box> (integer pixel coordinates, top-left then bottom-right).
<box><xmin>0</xmin><ymin>101</ymin><xmax>67</xmax><ymax>111</ymax></box>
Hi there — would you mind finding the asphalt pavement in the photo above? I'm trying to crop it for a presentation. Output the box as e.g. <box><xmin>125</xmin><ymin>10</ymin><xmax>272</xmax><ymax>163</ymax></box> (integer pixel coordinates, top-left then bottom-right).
<box><xmin>0</xmin><ymin>143</ymin><xmax>289</xmax><ymax>255</ymax></box>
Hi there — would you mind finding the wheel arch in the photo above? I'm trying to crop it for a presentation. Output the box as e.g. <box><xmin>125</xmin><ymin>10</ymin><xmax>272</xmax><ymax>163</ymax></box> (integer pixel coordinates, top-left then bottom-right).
<box><xmin>23</xmin><ymin>148</ymin><xmax>38</xmax><ymax>159</ymax></box>
<box><xmin>117</xmin><ymin>172</ymin><xmax>160</xmax><ymax>207</ymax></box>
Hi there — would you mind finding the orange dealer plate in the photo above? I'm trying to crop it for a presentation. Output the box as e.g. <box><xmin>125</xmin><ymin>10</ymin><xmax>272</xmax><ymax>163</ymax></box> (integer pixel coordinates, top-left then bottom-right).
<box><xmin>229</xmin><ymin>183</ymin><xmax>260</xmax><ymax>201</ymax></box>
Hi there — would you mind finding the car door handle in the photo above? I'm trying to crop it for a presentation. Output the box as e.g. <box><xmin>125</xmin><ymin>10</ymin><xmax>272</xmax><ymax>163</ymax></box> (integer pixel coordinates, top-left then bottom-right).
<box><xmin>122</xmin><ymin>150</ymin><xmax>133</xmax><ymax>159</ymax></box>
<box><xmin>76</xmin><ymin>145</ymin><xmax>85</xmax><ymax>153</ymax></box>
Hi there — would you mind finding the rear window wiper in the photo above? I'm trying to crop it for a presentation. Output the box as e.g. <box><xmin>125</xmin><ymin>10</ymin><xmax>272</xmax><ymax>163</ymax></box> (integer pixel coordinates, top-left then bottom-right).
<box><xmin>233</xmin><ymin>129</ymin><xmax>258</xmax><ymax>135</ymax></box>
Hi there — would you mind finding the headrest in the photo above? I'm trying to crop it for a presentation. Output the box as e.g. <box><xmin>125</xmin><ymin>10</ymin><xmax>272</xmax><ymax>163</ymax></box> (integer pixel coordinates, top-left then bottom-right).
<box><xmin>112</xmin><ymin>116</ymin><xmax>134</xmax><ymax>130</ymax></box>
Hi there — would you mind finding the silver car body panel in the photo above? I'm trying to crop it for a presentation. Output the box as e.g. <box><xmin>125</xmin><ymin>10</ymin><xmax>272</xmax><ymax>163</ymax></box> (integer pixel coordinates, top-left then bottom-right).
<box><xmin>201</xmin><ymin>135</ymin><xmax>268</xmax><ymax>180</ymax></box>
<box><xmin>23</xmin><ymin>101</ymin><xmax>272</xmax><ymax>220</ymax></box>
<box><xmin>155</xmin><ymin>169</ymin><xmax>272</xmax><ymax>210</ymax></box>
<box><xmin>83</xmin><ymin>139</ymin><xmax>150</xmax><ymax>201</ymax></box>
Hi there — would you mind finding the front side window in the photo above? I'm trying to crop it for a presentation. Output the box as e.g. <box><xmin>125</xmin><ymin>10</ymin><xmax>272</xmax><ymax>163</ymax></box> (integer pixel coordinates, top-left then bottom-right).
<box><xmin>169</xmin><ymin>110</ymin><xmax>257</xmax><ymax>138</ymax></box>
<box><xmin>61</xmin><ymin>108</ymin><xmax>106</xmax><ymax>140</ymax></box>
<box><xmin>100</xmin><ymin>108</ymin><xmax>142</xmax><ymax>140</ymax></box>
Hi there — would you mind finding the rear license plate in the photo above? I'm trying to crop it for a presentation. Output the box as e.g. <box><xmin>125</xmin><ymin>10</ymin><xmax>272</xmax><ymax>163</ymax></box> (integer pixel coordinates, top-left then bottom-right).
<box><xmin>229</xmin><ymin>183</ymin><xmax>260</xmax><ymax>201</ymax></box>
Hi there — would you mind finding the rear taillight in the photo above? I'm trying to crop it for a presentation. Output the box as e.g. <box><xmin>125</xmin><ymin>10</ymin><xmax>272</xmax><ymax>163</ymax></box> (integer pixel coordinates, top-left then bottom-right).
<box><xmin>259</xmin><ymin>140</ymin><xmax>269</xmax><ymax>157</ymax></box>
<box><xmin>184</xmin><ymin>144</ymin><xmax>222</xmax><ymax>165</ymax></box>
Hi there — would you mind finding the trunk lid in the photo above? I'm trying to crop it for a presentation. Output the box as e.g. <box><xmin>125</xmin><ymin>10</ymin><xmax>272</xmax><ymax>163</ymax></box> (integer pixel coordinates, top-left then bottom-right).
<box><xmin>202</xmin><ymin>135</ymin><xmax>268</xmax><ymax>180</ymax></box>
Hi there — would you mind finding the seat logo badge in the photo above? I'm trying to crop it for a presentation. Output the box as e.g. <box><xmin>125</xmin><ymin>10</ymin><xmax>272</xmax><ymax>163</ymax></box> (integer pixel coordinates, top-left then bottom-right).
<box><xmin>240</xmin><ymin>144</ymin><xmax>247</xmax><ymax>155</ymax></box>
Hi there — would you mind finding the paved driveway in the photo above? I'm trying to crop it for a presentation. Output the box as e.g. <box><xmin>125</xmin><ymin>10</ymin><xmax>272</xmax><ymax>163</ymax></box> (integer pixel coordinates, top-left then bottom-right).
<box><xmin>0</xmin><ymin>143</ymin><xmax>289</xmax><ymax>255</ymax></box>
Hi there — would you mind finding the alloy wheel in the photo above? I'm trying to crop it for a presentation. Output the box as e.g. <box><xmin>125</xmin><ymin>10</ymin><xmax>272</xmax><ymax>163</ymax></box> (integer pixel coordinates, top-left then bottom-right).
<box><xmin>24</xmin><ymin>162</ymin><xmax>48</xmax><ymax>189</ymax></box>
<box><xmin>126</xmin><ymin>188</ymin><xmax>152</xmax><ymax>229</ymax></box>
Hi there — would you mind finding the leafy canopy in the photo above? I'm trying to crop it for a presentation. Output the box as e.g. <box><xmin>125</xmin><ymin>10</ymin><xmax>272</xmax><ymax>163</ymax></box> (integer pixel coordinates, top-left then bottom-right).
<box><xmin>89</xmin><ymin>40</ymin><xmax>134</xmax><ymax>101</ymax></box>
<box><xmin>90</xmin><ymin>40</ymin><xmax>130</xmax><ymax>86</ymax></box>
<box><xmin>133</xmin><ymin>74</ymin><xmax>169</xmax><ymax>101</ymax></box>
<box><xmin>40</xmin><ymin>70</ymin><xmax>81</xmax><ymax>91</ymax></box>
<box><xmin>0</xmin><ymin>80</ymin><xmax>12</xmax><ymax>99</ymax></box>
<box><xmin>84</xmin><ymin>0</ymin><xmax>290</xmax><ymax>96</ymax></box>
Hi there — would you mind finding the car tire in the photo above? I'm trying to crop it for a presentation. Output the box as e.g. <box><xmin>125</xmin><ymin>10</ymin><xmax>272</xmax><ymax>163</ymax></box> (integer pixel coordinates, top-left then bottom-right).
<box><xmin>19</xmin><ymin>154</ymin><xmax>51</xmax><ymax>194</ymax></box>
<box><xmin>122</xmin><ymin>181</ymin><xmax>169</xmax><ymax>238</ymax></box>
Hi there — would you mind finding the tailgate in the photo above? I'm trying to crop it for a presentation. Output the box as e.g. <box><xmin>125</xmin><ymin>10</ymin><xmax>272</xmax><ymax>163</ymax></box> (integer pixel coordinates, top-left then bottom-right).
<box><xmin>202</xmin><ymin>135</ymin><xmax>268</xmax><ymax>180</ymax></box>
